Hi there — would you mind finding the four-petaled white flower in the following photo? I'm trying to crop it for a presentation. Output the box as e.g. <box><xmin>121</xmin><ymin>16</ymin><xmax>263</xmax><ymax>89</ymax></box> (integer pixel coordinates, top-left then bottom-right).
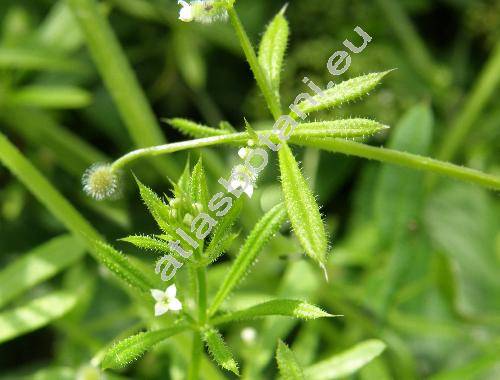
<box><xmin>151</xmin><ymin>285</ymin><xmax>182</xmax><ymax>316</ymax></box>
<box><xmin>178</xmin><ymin>1</ymin><xmax>194</xmax><ymax>22</ymax></box>
<box><xmin>229</xmin><ymin>164</ymin><xmax>256</xmax><ymax>198</ymax></box>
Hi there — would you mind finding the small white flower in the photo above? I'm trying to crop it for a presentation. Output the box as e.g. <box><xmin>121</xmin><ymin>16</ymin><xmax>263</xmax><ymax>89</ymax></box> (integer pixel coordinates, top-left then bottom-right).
<box><xmin>178</xmin><ymin>0</ymin><xmax>194</xmax><ymax>22</ymax></box>
<box><xmin>238</xmin><ymin>147</ymin><xmax>251</xmax><ymax>159</ymax></box>
<box><xmin>240</xmin><ymin>327</ymin><xmax>257</xmax><ymax>344</ymax></box>
<box><xmin>229</xmin><ymin>164</ymin><xmax>256</xmax><ymax>198</ymax></box>
<box><xmin>151</xmin><ymin>285</ymin><xmax>182</xmax><ymax>316</ymax></box>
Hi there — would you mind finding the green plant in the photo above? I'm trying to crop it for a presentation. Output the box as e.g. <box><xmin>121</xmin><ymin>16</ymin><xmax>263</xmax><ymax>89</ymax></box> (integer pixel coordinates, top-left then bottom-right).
<box><xmin>1</xmin><ymin>0</ymin><xmax>499</xmax><ymax>379</ymax></box>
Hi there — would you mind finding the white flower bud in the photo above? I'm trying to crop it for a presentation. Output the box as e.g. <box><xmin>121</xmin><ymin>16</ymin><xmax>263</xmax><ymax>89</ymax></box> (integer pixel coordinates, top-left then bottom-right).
<box><xmin>178</xmin><ymin>1</ymin><xmax>194</xmax><ymax>22</ymax></box>
<box><xmin>178</xmin><ymin>0</ymin><xmax>229</xmax><ymax>24</ymax></box>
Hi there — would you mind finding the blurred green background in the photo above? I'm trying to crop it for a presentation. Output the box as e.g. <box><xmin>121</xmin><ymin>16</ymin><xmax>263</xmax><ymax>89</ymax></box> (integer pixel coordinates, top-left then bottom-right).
<box><xmin>0</xmin><ymin>0</ymin><xmax>499</xmax><ymax>379</ymax></box>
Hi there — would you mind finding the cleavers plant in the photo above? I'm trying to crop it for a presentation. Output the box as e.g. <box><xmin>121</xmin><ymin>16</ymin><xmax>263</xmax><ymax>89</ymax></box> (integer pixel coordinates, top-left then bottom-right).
<box><xmin>0</xmin><ymin>0</ymin><xmax>499</xmax><ymax>379</ymax></box>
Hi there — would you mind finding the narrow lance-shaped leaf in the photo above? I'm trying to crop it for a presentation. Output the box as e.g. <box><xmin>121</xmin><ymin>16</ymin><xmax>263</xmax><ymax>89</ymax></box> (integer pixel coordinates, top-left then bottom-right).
<box><xmin>258</xmin><ymin>5</ymin><xmax>289</xmax><ymax>101</ymax></box>
<box><xmin>304</xmin><ymin>340</ymin><xmax>387</xmax><ymax>380</ymax></box>
<box><xmin>91</xmin><ymin>241</ymin><xmax>157</xmax><ymax>293</ymax></box>
<box><xmin>190</xmin><ymin>158</ymin><xmax>210</xmax><ymax>209</ymax></box>
<box><xmin>202</xmin><ymin>328</ymin><xmax>240</xmax><ymax>375</ymax></box>
<box><xmin>135</xmin><ymin>177</ymin><xmax>175</xmax><ymax>236</ymax></box>
<box><xmin>177</xmin><ymin>159</ymin><xmax>191</xmax><ymax>195</ymax></box>
<box><xmin>211</xmin><ymin>299</ymin><xmax>336</xmax><ymax>325</ymax></box>
<box><xmin>101</xmin><ymin>326</ymin><xmax>188</xmax><ymax>370</ymax></box>
<box><xmin>0</xmin><ymin>291</ymin><xmax>79</xmax><ymax>344</ymax></box>
<box><xmin>279</xmin><ymin>144</ymin><xmax>328</xmax><ymax>266</ymax></box>
<box><xmin>202</xmin><ymin>197</ymin><xmax>244</xmax><ymax>265</ymax></box>
<box><xmin>0</xmin><ymin>235</ymin><xmax>85</xmax><ymax>309</ymax></box>
<box><xmin>120</xmin><ymin>235</ymin><xmax>171</xmax><ymax>254</ymax></box>
<box><xmin>165</xmin><ymin>118</ymin><xmax>229</xmax><ymax>139</ymax></box>
<box><xmin>292</xmin><ymin>70</ymin><xmax>392</xmax><ymax>117</ymax></box>
<box><xmin>292</xmin><ymin>119</ymin><xmax>389</xmax><ymax>140</ymax></box>
<box><xmin>208</xmin><ymin>203</ymin><xmax>287</xmax><ymax>315</ymax></box>
<box><xmin>276</xmin><ymin>340</ymin><xmax>306</xmax><ymax>380</ymax></box>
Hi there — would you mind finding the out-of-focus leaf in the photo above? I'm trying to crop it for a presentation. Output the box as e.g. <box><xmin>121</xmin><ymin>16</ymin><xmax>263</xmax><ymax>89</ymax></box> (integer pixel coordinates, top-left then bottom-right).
<box><xmin>0</xmin><ymin>291</ymin><xmax>79</xmax><ymax>344</ymax></box>
<box><xmin>173</xmin><ymin>31</ymin><xmax>206</xmax><ymax>89</ymax></box>
<box><xmin>0</xmin><ymin>47</ymin><xmax>84</xmax><ymax>72</ymax></box>
<box><xmin>1</xmin><ymin>7</ymin><xmax>31</xmax><ymax>45</ymax></box>
<box><xmin>374</xmin><ymin>104</ymin><xmax>433</xmax><ymax>244</ymax></box>
<box><xmin>425</xmin><ymin>184</ymin><xmax>500</xmax><ymax>318</ymax></box>
<box><xmin>203</xmin><ymin>328</ymin><xmax>239</xmax><ymax>375</ymax></box>
<box><xmin>1</xmin><ymin>108</ymin><xmax>108</xmax><ymax>176</ymax></box>
<box><xmin>276</xmin><ymin>340</ymin><xmax>305</xmax><ymax>380</ymax></box>
<box><xmin>429</xmin><ymin>349</ymin><xmax>500</xmax><ymax>380</ymax></box>
<box><xmin>6</xmin><ymin>86</ymin><xmax>92</xmax><ymax>109</ymax></box>
<box><xmin>292</xmin><ymin>323</ymin><xmax>320</xmax><ymax>367</ymax></box>
<box><xmin>279</xmin><ymin>143</ymin><xmax>327</xmax><ymax>266</ymax></box>
<box><xmin>0</xmin><ymin>235</ymin><xmax>85</xmax><ymax>309</ymax></box>
<box><xmin>370</xmin><ymin>104</ymin><xmax>433</xmax><ymax>315</ymax></box>
<box><xmin>102</xmin><ymin>325</ymin><xmax>188</xmax><ymax>369</ymax></box>
<box><xmin>37</xmin><ymin>1</ymin><xmax>83</xmax><ymax>52</ymax></box>
<box><xmin>304</xmin><ymin>340</ymin><xmax>386</xmax><ymax>380</ymax></box>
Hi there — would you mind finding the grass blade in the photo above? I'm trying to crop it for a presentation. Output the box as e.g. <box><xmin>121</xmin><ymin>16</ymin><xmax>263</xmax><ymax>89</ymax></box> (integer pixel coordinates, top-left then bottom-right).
<box><xmin>66</xmin><ymin>0</ymin><xmax>178</xmax><ymax>175</ymax></box>
<box><xmin>0</xmin><ymin>133</ymin><xmax>154</xmax><ymax>293</ymax></box>
<box><xmin>0</xmin><ymin>46</ymin><xmax>84</xmax><ymax>72</ymax></box>
<box><xmin>5</xmin><ymin>85</ymin><xmax>92</xmax><ymax>109</ymax></box>
<box><xmin>0</xmin><ymin>291</ymin><xmax>79</xmax><ymax>344</ymax></box>
<box><xmin>0</xmin><ymin>235</ymin><xmax>85</xmax><ymax>309</ymax></box>
<box><xmin>1</xmin><ymin>108</ymin><xmax>108</xmax><ymax>176</ymax></box>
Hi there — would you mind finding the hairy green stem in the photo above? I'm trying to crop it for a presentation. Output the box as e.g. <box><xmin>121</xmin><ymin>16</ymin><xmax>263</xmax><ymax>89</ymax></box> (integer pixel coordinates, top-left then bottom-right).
<box><xmin>227</xmin><ymin>6</ymin><xmax>282</xmax><ymax>119</ymax></box>
<box><xmin>111</xmin><ymin>133</ymin><xmax>249</xmax><ymax>170</ymax></box>
<box><xmin>66</xmin><ymin>0</ymin><xmax>178</xmax><ymax>175</ymax></box>
<box><xmin>293</xmin><ymin>137</ymin><xmax>500</xmax><ymax>191</ymax></box>
<box><xmin>437</xmin><ymin>41</ymin><xmax>500</xmax><ymax>161</ymax></box>
<box><xmin>187</xmin><ymin>332</ymin><xmax>203</xmax><ymax>380</ymax></box>
<box><xmin>108</xmin><ymin>130</ymin><xmax>500</xmax><ymax>191</ymax></box>
<box><xmin>197</xmin><ymin>267</ymin><xmax>208</xmax><ymax>325</ymax></box>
